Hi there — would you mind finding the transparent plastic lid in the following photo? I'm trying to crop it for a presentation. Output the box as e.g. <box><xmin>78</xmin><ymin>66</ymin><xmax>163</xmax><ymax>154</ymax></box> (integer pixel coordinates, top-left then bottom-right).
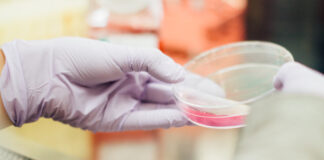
<box><xmin>174</xmin><ymin>41</ymin><xmax>294</xmax><ymax>128</ymax></box>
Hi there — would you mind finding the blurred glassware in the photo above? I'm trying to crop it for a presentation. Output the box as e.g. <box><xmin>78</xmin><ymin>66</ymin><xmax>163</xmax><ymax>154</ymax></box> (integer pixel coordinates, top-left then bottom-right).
<box><xmin>159</xmin><ymin>0</ymin><xmax>247</xmax><ymax>60</ymax></box>
<box><xmin>87</xmin><ymin>0</ymin><xmax>163</xmax><ymax>48</ymax></box>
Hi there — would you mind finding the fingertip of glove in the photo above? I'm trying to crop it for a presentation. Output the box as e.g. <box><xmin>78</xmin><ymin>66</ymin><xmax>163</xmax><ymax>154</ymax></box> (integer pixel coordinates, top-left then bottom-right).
<box><xmin>152</xmin><ymin>59</ymin><xmax>185</xmax><ymax>83</ymax></box>
<box><xmin>166</xmin><ymin>62</ymin><xmax>186</xmax><ymax>83</ymax></box>
<box><xmin>273</xmin><ymin>62</ymin><xmax>302</xmax><ymax>90</ymax></box>
<box><xmin>273</xmin><ymin>76</ymin><xmax>283</xmax><ymax>90</ymax></box>
<box><xmin>139</xmin><ymin>48</ymin><xmax>186</xmax><ymax>83</ymax></box>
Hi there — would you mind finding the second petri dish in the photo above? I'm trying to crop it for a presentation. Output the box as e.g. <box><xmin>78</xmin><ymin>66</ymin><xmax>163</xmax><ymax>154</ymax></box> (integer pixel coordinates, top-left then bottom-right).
<box><xmin>174</xmin><ymin>41</ymin><xmax>294</xmax><ymax>129</ymax></box>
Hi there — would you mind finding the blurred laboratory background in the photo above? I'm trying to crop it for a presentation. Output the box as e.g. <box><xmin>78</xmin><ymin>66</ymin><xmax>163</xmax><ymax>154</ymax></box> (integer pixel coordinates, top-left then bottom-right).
<box><xmin>0</xmin><ymin>0</ymin><xmax>323</xmax><ymax>160</ymax></box>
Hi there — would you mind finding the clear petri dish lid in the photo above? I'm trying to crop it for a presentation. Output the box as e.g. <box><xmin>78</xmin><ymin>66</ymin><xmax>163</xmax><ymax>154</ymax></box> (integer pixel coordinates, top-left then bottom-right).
<box><xmin>174</xmin><ymin>41</ymin><xmax>293</xmax><ymax>117</ymax></box>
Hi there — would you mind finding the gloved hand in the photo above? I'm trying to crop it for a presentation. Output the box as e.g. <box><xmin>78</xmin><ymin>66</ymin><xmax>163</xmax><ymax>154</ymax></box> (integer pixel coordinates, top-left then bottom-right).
<box><xmin>274</xmin><ymin>62</ymin><xmax>324</xmax><ymax>97</ymax></box>
<box><xmin>0</xmin><ymin>37</ymin><xmax>190</xmax><ymax>132</ymax></box>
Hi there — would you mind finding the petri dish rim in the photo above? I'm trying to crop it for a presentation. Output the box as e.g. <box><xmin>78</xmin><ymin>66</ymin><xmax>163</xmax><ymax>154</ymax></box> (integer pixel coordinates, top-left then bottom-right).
<box><xmin>184</xmin><ymin>41</ymin><xmax>293</xmax><ymax>69</ymax></box>
<box><xmin>186</xmin><ymin>118</ymin><xmax>246</xmax><ymax>129</ymax></box>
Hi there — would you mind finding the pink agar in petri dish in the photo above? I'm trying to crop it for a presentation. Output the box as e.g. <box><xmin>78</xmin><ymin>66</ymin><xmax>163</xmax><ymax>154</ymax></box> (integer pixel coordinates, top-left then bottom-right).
<box><xmin>181</xmin><ymin>105</ymin><xmax>246</xmax><ymax>128</ymax></box>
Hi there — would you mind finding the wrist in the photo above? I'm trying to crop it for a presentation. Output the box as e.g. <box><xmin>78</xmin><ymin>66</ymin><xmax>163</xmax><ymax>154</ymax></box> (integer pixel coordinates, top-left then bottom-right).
<box><xmin>0</xmin><ymin>48</ymin><xmax>12</xmax><ymax>129</ymax></box>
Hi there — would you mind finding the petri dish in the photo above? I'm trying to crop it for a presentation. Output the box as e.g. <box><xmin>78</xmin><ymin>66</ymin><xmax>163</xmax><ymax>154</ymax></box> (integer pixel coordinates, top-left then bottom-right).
<box><xmin>174</xmin><ymin>41</ymin><xmax>294</xmax><ymax>129</ymax></box>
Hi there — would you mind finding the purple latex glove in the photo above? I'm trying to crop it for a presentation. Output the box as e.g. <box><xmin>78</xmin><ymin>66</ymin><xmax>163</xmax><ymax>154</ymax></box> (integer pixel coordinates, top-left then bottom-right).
<box><xmin>0</xmin><ymin>37</ymin><xmax>190</xmax><ymax>132</ymax></box>
<box><xmin>274</xmin><ymin>62</ymin><xmax>324</xmax><ymax>97</ymax></box>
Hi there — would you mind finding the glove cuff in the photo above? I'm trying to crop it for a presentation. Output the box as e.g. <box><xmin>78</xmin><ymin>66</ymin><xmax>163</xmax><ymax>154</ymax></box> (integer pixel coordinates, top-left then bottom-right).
<box><xmin>0</xmin><ymin>41</ymin><xmax>29</xmax><ymax>127</ymax></box>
